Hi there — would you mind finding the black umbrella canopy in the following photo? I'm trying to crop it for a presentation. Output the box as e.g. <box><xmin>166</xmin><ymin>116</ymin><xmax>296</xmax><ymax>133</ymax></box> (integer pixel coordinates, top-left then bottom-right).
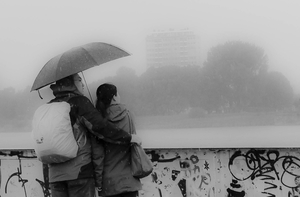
<box><xmin>31</xmin><ymin>42</ymin><xmax>131</xmax><ymax>91</ymax></box>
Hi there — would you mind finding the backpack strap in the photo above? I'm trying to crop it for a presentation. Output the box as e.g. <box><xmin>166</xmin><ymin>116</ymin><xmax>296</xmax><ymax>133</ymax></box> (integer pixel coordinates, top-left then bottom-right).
<box><xmin>49</xmin><ymin>94</ymin><xmax>87</xmax><ymax>148</ymax></box>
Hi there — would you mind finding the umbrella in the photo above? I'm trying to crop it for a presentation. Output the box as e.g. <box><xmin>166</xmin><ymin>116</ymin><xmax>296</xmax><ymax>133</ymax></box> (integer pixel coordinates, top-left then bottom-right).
<box><xmin>31</xmin><ymin>42</ymin><xmax>131</xmax><ymax>91</ymax></box>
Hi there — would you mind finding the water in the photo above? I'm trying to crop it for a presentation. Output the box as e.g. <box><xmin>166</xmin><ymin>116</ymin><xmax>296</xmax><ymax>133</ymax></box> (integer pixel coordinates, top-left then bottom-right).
<box><xmin>2</xmin><ymin>125</ymin><xmax>300</xmax><ymax>150</ymax></box>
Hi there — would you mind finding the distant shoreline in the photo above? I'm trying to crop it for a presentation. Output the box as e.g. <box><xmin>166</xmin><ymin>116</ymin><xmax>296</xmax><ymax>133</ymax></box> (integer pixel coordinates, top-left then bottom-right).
<box><xmin>2</xmin><ymin>111</ymin><xmax>300</xmax><ymax>133</ymax></box>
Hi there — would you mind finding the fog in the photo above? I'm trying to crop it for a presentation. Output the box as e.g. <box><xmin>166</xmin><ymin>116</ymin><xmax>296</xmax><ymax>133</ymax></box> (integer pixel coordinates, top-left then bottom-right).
<box><xmin>1</xmin><ymin>0</ymin><xmax>300</xmax><ymax>92</ymax></box>
<box><xmin>1</xmin><ymin>0</ymin><xmax>300</xmax><ymax>132</ymax></box>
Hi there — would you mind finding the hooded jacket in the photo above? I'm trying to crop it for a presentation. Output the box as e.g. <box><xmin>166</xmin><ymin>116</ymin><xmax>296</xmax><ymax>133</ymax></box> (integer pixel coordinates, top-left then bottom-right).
<box><xmin>99</xmin><ymin>104</ymin><xmax>142</xmax><ymax>196</ymax></box>
<box><xmin>48</xmin><ymin>85</ymin><xmax>132</xmax><ymax>183</ymax></box>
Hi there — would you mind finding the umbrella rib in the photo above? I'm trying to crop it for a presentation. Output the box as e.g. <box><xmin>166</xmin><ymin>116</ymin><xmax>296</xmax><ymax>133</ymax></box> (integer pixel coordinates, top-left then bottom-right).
<box><xmin>80</xmin><ymin>47</ymin><xmax>99</xmax><ymax>66</ymax></box>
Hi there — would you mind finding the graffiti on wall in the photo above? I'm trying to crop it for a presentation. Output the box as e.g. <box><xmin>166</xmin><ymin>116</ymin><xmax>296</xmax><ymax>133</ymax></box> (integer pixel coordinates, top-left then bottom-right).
<box><xmin>228</xmin><ymin>149</ymin><xmax>300</xmax><ymax>197</ymax></box>
<box><xmin>1</xmin><ymin>148</ymin><xmax>300</xmax><ymax>197</ymax></box>
<box><xmin>140</xmin><ymin>149</ymin><xmax>215</xmax><ymax>197</ymax></box>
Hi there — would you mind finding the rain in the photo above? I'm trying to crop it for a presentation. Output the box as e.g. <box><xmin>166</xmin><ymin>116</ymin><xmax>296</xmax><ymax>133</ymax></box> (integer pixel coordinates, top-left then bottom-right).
<box><xmin>2</xmin><ymin>2</ymin><xmax>300</xmax><ymax>197</ymax></box>
<box><xmin>0</xmin><ymin>0</ymin><xmax>300</xmax><ymax>135</ymax></box>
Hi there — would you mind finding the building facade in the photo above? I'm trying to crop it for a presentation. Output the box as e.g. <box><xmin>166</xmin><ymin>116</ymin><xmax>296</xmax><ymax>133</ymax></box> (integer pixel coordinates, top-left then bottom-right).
<box><xmin>146</xmin><ymin>29</ymin><xmax>201</xmax><ymax>68</ymax></box>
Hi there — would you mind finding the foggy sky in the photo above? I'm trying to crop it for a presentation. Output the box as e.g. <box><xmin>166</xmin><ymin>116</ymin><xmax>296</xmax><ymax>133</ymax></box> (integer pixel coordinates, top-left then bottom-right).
<box><xmin>1</xmin><ymin>0</ymin><xmax>300</xmax><ymax>93</ymax></box>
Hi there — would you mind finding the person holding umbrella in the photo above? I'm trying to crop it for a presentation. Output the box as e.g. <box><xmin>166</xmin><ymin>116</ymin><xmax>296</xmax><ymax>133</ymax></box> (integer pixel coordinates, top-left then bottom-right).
<box><xmin>31</xmin><ymin>43</ymin><xmax>144</xmax><ymax>197</ymax></box>
<box><xmin>44</xmin><ymin>73</ymin><xmax>141</xmax><ymax>197</ymax></box>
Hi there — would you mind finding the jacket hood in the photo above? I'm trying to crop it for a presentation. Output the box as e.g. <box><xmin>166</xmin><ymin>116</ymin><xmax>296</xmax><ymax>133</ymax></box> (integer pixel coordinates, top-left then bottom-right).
<box><xmin>106</xmin><ymin>104</ymin><xmax>128</xmax><ymax>122</ymax></box>
<box><xmin>50</xmin><ymin>83</ymin><xmax>83</xmax><ymax>97</ymax></box>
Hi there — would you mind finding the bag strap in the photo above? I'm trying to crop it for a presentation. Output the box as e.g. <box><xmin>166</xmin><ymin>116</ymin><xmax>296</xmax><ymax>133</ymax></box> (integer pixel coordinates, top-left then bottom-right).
<box><xmin>126</xmin><ymin>110</ymin><xmax>136</xmax><ymax>135</ymax></box>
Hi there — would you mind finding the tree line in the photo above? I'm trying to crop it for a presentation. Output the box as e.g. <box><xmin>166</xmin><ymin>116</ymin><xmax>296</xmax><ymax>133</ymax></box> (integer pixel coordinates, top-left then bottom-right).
<box><xmin>95</xmin><ymin>41</ymin><xmax>294</xmax><ymax>115</ymax></box>
<box><xmin>0</xmin><ymin>41</ymin><xmax>296</xmax><ymax>131</ymax></box>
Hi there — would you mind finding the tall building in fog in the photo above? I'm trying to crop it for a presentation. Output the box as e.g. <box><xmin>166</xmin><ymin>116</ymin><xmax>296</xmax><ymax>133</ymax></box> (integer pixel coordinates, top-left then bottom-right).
<box><xmin>146</xmin><ymin>29</ymin><xmax>201</xmax><ymax>68</ymax></box>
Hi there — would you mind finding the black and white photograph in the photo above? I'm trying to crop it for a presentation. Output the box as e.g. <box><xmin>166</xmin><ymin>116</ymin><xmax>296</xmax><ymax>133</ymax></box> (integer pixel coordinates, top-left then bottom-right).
<box><xmin>1</xmin><ymin>1</ymin><xmax>300</xmax><ymax>197</ymax></box>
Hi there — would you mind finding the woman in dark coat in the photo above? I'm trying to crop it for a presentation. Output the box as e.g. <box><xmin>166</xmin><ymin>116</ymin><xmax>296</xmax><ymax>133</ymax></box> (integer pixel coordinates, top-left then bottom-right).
<box><xmin>93</xmin><ymin>83</ymin><xmax>142</xmax><ymax>197</ymax></box>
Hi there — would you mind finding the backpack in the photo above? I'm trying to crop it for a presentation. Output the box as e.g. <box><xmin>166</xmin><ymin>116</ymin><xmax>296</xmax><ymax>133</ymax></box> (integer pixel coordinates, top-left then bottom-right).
<box><xmin>31</xmin><ymin>101</ymin><xmax>79</xmax><ymax>164</ymax></box>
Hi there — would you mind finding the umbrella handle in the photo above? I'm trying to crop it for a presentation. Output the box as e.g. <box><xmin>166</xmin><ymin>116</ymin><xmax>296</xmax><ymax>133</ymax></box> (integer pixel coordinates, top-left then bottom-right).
<box><xmin>81</xmin><ymin>72</ymin><xmax>94</xmax><ymax>105</ymax></box>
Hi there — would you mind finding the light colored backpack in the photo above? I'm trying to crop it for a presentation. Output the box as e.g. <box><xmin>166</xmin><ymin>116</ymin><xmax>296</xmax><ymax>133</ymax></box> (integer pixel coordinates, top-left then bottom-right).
<box><xmin>32</xmin><ymin>101</ymin><xmax>78</xmax><ymax>164</ymax></box>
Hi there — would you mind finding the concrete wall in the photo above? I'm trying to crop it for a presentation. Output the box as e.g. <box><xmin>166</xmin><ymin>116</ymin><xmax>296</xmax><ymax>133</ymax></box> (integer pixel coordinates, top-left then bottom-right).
<box><xmin>1</xmin><ymin>148</ymin><xmax>300</xmax><ymax>197</ymax></box>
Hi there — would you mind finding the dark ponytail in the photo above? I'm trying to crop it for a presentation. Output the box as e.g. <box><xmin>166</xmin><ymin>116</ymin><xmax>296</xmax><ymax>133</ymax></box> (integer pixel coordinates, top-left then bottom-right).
<box><xmin>95</xmin><ymin>83</ymin><xmax>117</xmax><ymax>117</ymax></box>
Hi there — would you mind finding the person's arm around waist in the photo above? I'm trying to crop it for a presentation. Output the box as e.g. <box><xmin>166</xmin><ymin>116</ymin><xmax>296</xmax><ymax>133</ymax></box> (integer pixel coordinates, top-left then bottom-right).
<box><xmin>70</xmin><ymin>96</ymin><xmax>141</xmax><ymax>144</ymax></box>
